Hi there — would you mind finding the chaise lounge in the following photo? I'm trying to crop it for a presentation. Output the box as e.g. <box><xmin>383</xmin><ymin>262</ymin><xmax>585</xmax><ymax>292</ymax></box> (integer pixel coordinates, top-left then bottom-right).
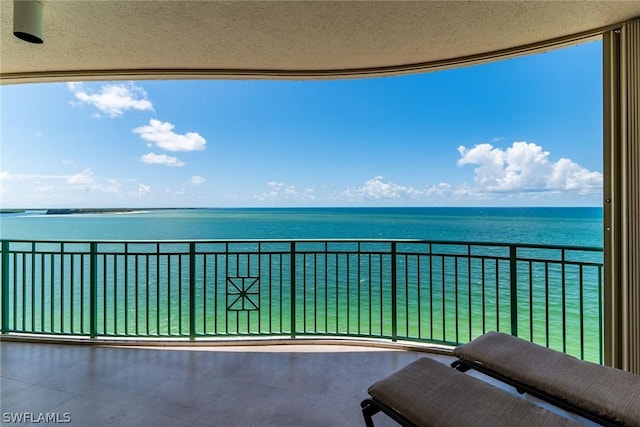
<box><xmin>361</xmin><ymin>356</ymin><xmax>580</xmax><ymax>427</ymax></box>
<box><xmin>362</xmin><ymin>331</ymin><xmax>640</xmax><ymax>426</ymax></box>
<box><xmin>452</xmin><ymin>331</ymin><xmax>640</xmax><ymax>427</ymax></box>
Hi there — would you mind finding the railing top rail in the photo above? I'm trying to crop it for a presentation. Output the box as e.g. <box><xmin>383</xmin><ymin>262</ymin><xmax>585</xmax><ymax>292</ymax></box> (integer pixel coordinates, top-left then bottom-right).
<box><xmin>0</xmin><ymin>238</ymin><xmax>603</xmax><ymax>252</ymax></box>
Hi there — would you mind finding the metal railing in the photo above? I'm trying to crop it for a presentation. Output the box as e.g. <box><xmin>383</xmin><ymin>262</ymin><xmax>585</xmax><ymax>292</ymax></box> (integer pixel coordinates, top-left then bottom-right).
<box><xmin>0</xmin><ymin>239</ymin><xmax>604</xmax><ymax>362</ymax></box>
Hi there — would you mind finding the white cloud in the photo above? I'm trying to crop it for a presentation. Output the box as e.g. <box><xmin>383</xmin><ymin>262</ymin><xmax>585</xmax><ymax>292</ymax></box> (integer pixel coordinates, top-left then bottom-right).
<box><xmin>425</xmin><ymin>182</ymin><xmax>454</xmax><ymax>197</ymax></box>
<box><xmin>249</xmin><ymin>177</ymin><xmax>439</xmax><ymax>205</ymax></box>
<box><xmin>244</xmin><ymin>142</ymin><xmax>601</xmax><ymax>206</ymax></box>
<box><xmin>246</xmin><ymin>177</ymin><xmax>454</xmax><ymax>205</ymax></box>
<box><xmin>0</xmin><ymin>168</ymin><xmax>163</xmax><ymax>207</ymax></box>
<box><xmin>457</xmin><ymin>141</ymin><xmax>602</xmax><ymax>194</ymax></box>
<box><xmin>457</xmin><ymin>143</ymin><xmax>506</xmax><ymax>187</ymax></box>
<box><xmin>549</xmin><ymin>158</ymin><xmax>603</xmax><ymax>194</ymax></box>
<box><xmin>68</xmin><ymin>82</ymin><xmax>153</xmax><ymax>118</ymax></box>
<box><xmin>190</xmin><ymin>176</ymin><xmax>205</xmax><ymax>185</ymax></box>
<box><xmin>132</xmin><ymin>184</ymin><xmax>151</xmax><ymax>198</ymax></box>
<box><xmin>2</xmin><ymin>138</ymin><xmax>601</xmax><ymax>207</ymax></box>
<box><xmin>133</xmin><ymin>119</ymin><xmax>206</xmax><ymax>152</ymax></box>
<box><xmin>141</xmin><ymin>152</ymin><xmax>185</xmax><ymax>167</ymax></box>
<box><xmin>66</xmin><ymin>169</ymin><xmax>95</xmax><ymax>185</ymax></box>
<box><xmin>339</xmin><ymin>176</ymin><xmax>422</xmax><ymax>201</ymax></box>
<box><xmin>251</xmin><ymin>181</ymin><xmax>316</xmax><ymax>202</ymax></box>
<box><xmin>1</xmin><ymin>170</ymin><xmax>122</xmax><ymax>195</ymax></box>
<box><xmin>64</xmin><ymin>170</ymin><xmax>124</xmax><ymax>196</ymax></box>
<box><xmin>0</xmin><ymin>171</ymin><xmax>68</xmax><ymax>181</ymax></box>
<box><xmin>1</xmin><ymin>169</ymin><xmax>134</xmax><ymax>206</ymax></box>
<box><xmin>102</xmin><ymin>179</ymin><xmax>123</xmax><ymax>194</ymax></box>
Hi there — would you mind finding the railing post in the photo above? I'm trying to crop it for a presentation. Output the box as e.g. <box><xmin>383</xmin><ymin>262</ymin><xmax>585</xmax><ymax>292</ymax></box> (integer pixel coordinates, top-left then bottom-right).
<box><xmin>1</xmin><ymin>240</ymin><xmax>9</xmax><ymax>334</ymax></box>
<box><xmin>598</xmin><ymin>265</ymin><xmax>604</xmax><ymax>365</ymax></box>
<box><xmin>391</xmin><ymin>242</ymin><xmax>397</xmax><ymax>342</ymax></box>
<box><xmin>189</xmin><ymin>242</ymin><xmax>196</xmax><ymax>341</ymax></box>
<box><xmin>90</xmin><ymin>243</ymin><xmax>97</xmax><ymax>338</ymax></box>
<box><xmin>509</xmin><ymin>245</ymin><xmax>518</xmax><ymax>337</ymax></box>
<box><xmin>290</xmin><ymin>242</ymin><xmax>296</xmax><ymax>339</ymax></box>
<box><xmin>561</xmin><ymin>248</ymin><xmax>566</xmax><ymax>353</ymax></box>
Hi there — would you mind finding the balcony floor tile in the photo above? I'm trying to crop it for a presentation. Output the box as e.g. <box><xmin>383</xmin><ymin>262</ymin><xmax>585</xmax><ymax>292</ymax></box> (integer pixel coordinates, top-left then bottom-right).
<box><xmin>1</xmin><ymin>341</ymin><xmax>443</xmax><ymax>426</ymax></box>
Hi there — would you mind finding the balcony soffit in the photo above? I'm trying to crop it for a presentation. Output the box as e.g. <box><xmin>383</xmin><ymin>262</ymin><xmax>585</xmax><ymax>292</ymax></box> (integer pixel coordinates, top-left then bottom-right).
<box><xmin>1</xmin><ymin>0</ymin><xmax>640</xmax><ymax>83</ymax></box>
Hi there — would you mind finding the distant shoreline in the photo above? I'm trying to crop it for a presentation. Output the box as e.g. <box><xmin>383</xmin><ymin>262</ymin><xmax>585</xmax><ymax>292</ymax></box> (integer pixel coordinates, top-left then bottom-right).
<box><xmin>45</xmin><ymin>208</ymin><xmax>135</xmax><ymax>215</ymax></box>
<box><xmin>0</xmin><ymin>206</ymin><xmax>603</xmax><ymax>216</ymax></box>
<box><xmin>43</xmin><ymin>208</ymin><xmax>188</xmax><ymax>215</ymax></box>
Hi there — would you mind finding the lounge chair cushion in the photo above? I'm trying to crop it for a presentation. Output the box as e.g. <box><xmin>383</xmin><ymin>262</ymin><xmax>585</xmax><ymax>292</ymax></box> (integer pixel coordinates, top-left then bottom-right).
<box><xmin>367</xmin><ymin>357</ymin><xmax>579</xmax><ymax>427</ymax></box>
<box><xmin>454</xmin><ymin>332</ymin><xmax>640</xmax><ymax>426</ymax></box>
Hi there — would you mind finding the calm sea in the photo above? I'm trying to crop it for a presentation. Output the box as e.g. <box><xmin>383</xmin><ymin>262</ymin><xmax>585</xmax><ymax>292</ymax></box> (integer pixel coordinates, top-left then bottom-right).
<box><xmin>0</xmin><ymin>207</ymin><xmax>603</xmax><ymax>246</ymax></box>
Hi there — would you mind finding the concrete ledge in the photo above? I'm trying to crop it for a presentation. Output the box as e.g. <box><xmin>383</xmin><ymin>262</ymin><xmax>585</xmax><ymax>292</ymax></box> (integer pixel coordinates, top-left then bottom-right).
<box><xmin>0</xmin><ymin>333</ymin><xmax>454</xmax><ymax>354</ymax></box>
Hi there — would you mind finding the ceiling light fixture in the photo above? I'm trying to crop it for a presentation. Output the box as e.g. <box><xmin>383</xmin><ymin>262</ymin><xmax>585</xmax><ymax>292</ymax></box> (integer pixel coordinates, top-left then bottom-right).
<box><xmin>13</xmin><ymin>0</ymin><xmax>44</xmax><ymax>44</ymax></box>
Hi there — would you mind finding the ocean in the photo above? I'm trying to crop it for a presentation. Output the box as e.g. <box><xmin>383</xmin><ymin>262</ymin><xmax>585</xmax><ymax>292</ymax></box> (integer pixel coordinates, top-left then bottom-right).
<box><xmin>0</xmin><ymin>207</ymin><xmax>604</xmax><ymax>362</ymax></box>
<box><xmin>0</xmin><ymin>207</ymin><xmax>603</xmax><ymax>245</ymax></box>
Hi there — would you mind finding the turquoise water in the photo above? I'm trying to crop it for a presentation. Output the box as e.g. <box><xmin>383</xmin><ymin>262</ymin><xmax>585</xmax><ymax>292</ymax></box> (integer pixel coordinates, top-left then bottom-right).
<box><xmin>0</xmin><ymin>207</ymin><xmax>603</xmax><ymax>246</ymax></box>
<box><xmin>0</xmin><ymin>207</ymin><xmax>604</xmax><ymax>361</ymax></box>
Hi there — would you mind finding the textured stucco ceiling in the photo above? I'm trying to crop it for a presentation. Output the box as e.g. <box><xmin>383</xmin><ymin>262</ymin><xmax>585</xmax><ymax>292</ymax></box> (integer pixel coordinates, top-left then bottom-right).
<box><xmin>1</xmin><ymin>0</ymin><xmax>640</xmax><ymax>83</ymax></box>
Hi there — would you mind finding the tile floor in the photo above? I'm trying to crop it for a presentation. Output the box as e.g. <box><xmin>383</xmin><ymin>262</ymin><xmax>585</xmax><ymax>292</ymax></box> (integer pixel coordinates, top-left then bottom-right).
<box><xmin>0</xmin><ymin>340</ymin><xmax>598</xmax><ymax>426</ymax></box>
<box><xmin>1</xmin><ymin>340</ymin><xmax>448</xmax><ymax>426</ymax></box>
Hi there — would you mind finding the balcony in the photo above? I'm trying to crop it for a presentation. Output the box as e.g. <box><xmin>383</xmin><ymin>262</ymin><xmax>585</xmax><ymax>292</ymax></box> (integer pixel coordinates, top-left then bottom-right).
<box><xmin>0</xmin><ymin>238</ymin><xmax>605</xmax><ymax>425</ymax></box>
<box><xmin>1</xmin><ymin>239</ymin><xmax>603</xmax><ymax>362</ymax></box>
<box><xmin>2</xmin><ymin>340</ymin><xmax>454</xmax><ymax>426</ymax></box>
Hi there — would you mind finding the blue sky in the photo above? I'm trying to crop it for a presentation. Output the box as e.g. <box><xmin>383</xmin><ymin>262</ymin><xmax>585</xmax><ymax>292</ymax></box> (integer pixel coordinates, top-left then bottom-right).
<box><xmin>1</xmin><ymin>40</ymin><xmax>603</xmax><ymax>208</ymax></box>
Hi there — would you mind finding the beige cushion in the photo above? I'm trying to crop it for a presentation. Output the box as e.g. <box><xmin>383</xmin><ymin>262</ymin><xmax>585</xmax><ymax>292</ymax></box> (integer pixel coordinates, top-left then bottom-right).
<box><xmin>454</xmin><ymin>332</ymin><xmax>640</xmax><ymax>426</ymax></box>
<box><xmin>368</xmin><ymin>357</ymin><xmax>579</xmax><ymax>427</ymax></box>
